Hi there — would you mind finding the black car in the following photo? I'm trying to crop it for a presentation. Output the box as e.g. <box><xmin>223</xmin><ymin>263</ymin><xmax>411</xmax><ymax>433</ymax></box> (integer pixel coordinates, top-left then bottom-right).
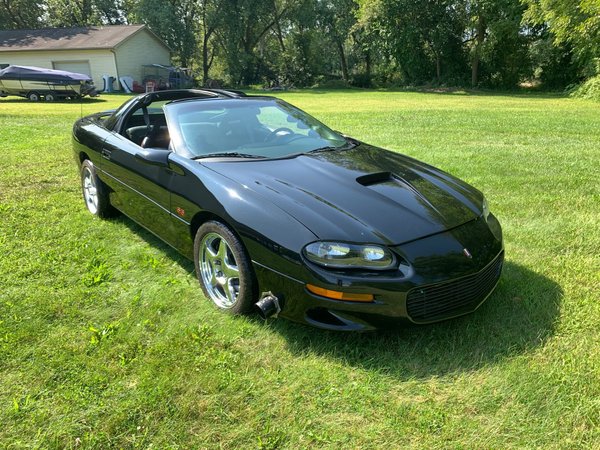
<box><xmin>72</xmin><ymin>89</ymin><xmax>504</xmax><ymax>331</ymax></box>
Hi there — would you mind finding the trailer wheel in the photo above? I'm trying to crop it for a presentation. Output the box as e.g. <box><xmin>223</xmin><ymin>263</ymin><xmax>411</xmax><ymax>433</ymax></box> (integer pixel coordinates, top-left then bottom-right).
<box><xmin>45</xmin><ymin>93</ymin><xmax>55</xmax><ymax>102</ymax></box>
<box><xmin>27</xmin><ymin>92</ymin><xmax>40</xmax><ymax>102</ymax></box>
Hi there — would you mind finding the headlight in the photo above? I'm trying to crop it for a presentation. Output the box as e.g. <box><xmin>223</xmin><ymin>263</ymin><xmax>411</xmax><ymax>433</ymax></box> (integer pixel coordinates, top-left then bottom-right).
<box><xmin>303</xmin><ymin>241</ymin><xmax>396</xmax><ymax>270</ymax></box>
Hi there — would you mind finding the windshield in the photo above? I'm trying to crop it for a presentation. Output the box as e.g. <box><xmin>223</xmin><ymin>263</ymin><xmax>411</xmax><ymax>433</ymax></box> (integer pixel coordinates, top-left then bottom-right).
<box><xmin>164</xmin><ymin>98</ymin><xmax>348</xmax><ymax>159</ymax></box>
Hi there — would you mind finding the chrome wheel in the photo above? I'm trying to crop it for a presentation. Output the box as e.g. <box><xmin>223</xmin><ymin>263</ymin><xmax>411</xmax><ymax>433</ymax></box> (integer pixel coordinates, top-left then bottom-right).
<box><xmin>82</xmin><ymin>166</ymin><xmax>99</xmax><ymax>214</ymax></box>
<box><xmin>199</xmin><ymin>232</ymin><xmax>240</xmax><ymax>308</ymax></box>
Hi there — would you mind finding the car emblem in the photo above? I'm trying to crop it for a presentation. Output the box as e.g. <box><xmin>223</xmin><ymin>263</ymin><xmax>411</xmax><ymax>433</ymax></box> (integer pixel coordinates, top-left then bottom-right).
<box><xmin>463</xmin><ymin>248</ymin><xmax>473</xmax><ymax>259</ymax></box>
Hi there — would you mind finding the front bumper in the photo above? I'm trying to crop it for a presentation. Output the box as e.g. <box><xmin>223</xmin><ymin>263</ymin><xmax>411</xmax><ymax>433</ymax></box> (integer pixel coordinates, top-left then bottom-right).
<box><xmin>253</xmin><ymin>215</ymin><xmax>504</xmax><ymax>331</ymax></box>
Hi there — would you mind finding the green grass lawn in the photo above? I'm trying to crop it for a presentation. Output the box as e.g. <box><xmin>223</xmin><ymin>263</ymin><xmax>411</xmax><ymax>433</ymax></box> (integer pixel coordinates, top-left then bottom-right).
<box><xmin>0</xmin><ymin>90</ymin><xmax>598</xmax><ymax>448</ymax></box>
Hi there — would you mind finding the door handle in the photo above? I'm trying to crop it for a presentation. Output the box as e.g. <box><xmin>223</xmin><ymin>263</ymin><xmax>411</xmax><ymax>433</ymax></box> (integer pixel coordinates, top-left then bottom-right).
<box><xmin>101</xmin><ymin>148</ymin><xmax>111</xmax><ymax>160</ymax></box>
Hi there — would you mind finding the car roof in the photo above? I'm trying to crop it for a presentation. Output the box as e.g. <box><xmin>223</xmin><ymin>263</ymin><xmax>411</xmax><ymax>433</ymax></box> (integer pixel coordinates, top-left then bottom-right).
<box><xmin>138</xmin><ymin>88</ymin><xmax>275</xmax><ymax>106</ymax></box>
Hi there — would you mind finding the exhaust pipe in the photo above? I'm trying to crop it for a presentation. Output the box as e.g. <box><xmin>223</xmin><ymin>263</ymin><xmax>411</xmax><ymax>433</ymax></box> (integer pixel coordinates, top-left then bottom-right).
<box><xmin>255</xmin><ymin>292</ymin><xmax>282</xmax><ymax>319</ymax></box>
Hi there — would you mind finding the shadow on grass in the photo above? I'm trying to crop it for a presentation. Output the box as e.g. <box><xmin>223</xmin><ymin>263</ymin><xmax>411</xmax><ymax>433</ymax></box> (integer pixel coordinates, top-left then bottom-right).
<box><xmin>263</xmin><ymin>87</ymin><xmax>568</xmax><ymax>100</ymax></box>
<box><xmin>115</xmin><ymin>216</ymin><xmax>561</xmax><ymax>379</ymax></box>
<box><xmin>272</xmin><ymin>260</ymin><xmax>562</xmax><ymax>379</ymax></box>
<box><xmin>113</xmin><ymin>216</ymin><xmax>195</xmax><ymax>273</ymax></box>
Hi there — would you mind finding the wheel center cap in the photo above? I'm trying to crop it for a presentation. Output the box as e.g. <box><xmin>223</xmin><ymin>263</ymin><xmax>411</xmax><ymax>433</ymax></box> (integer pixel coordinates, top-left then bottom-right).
<box><xmin>215</xmin><ymin>271</ymin><xmax>227</xmax><ymax>285</ymax></box>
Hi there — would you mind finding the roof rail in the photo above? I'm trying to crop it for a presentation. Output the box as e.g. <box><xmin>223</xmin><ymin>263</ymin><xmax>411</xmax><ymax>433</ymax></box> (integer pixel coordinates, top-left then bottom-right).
<box><xmin>198</xmin><ymin>88</ymin><xmax>247</xmax><ymax>98</ymax></box>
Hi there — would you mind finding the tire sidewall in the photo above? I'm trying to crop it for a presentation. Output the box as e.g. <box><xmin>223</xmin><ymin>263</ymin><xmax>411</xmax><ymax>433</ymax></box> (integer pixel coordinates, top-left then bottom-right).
<box><xmin>193</xmin><ymin>221</ymin><xmax>257</xmax><ymax>315</ymax></box>
<box><xmin>80</xmin><ymin>160</ymin><xmax>111</xmax><ymax>218</ymax></box>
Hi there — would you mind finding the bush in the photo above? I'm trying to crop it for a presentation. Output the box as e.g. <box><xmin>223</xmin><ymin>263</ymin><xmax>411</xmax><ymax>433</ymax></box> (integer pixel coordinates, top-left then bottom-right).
<box><xmin>570</xmin><ymin>75</ymin><xmax>600</xmax><ymax>101</ymax></box>
<box><xmin>311</xmin><ymin>78</ymin><xmax>350</xmax><ymax>89</ymax></box>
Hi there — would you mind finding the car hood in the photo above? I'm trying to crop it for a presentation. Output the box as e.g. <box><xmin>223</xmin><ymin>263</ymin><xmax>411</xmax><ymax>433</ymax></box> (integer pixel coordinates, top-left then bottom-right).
<box><xmin>206</xmin><ymin>143</ymin><xmax>484</xmax><ymax>245</ymax></box>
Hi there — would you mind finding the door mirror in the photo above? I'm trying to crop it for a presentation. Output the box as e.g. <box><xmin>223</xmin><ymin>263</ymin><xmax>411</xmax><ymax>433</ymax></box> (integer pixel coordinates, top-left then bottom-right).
<box><xmin>135</xmin><ymin>148</ymin><xmax>171</xmax><ymax>167</ymax></box>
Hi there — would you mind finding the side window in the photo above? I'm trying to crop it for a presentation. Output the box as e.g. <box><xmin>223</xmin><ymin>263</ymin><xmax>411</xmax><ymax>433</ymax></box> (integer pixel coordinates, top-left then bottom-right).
<box><xmin>122</xmin><ymin>100</ymin><xmax>170</xmax><ymax>149</ymax></box>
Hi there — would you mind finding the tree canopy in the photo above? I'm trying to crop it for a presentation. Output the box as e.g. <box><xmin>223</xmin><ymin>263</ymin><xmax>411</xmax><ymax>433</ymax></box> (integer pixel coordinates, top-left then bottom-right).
<box><xmin>1</xmin><ymin>0</ymin><xmax>598</xmax><ymax>88</ymax></box>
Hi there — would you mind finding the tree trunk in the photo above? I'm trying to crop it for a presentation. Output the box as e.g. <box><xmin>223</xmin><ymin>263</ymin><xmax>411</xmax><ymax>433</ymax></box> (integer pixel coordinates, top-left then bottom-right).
<box><xmin>274</xmin><ymin>14</ymin><xmax>285</xmax><ymax>52</ymax></box>
<box><xmin>337</xmin><ymin>40</ymin><xmax>349</xmax><ymax>82</ymax></box>
<box><xmin>471</xmin><ymin>14</ymin><xmax>485</xmax><ymax>87</ymax></box>
<box><xmin>365</xmin><ymin>49</ymin><xmax>372</xmax><ymax>84</ymax></box>
<box><xmin>202</xmin><ymin>34</ymin><xmax>210</xmax><ymax>85</ymax></box>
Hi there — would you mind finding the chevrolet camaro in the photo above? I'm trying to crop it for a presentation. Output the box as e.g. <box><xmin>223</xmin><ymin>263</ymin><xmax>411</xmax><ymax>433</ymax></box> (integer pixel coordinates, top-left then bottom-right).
<box><xmin>72</xmin><ymin>89</ymin><xmax>504</xmax><ymax>331</ymax></box>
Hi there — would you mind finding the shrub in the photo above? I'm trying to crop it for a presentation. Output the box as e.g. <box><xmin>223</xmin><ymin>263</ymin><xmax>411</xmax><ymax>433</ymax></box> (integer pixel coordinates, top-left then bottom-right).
<box><xmin>570</xmin><ymin>75</ymin><xmax>600</xmax><ymax>101</ymax></box>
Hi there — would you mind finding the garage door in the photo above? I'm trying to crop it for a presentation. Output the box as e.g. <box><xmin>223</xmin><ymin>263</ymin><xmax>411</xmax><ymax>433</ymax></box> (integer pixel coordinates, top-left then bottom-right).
<box><xmin>52</xmin><ymin>61</ymin><xmax>91</xmax><ymax>76</ymax></box>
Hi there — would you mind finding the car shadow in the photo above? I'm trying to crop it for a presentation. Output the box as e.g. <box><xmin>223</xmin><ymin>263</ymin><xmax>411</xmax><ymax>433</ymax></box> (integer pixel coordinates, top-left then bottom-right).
<box><xmin>113</xmin><ymin>217</ymin><xmax>561</xmax><ymax>379</ymax></box>
<box><xmin>114</xmin><ymin>216</ymin><xmax>195</xmax><ymax>273</ymax></box>
<box><xmin>267</xmin><ymin>261</ymin><xmax>562</xmax><ymax>379</ymax></box>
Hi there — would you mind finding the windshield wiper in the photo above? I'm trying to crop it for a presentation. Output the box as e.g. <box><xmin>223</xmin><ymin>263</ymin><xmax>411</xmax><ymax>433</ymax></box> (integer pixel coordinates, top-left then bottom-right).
<box><xmin>307</xmin><ymin>146</ymin><xmax>338</xmax><ymax>153</ymax></box>
<box><xmin>307</xmin><ymin>139</ymin><xmax>358</xmax><ymax>154</ymax></box>
<box><xmin>193</xmin><ymin>152</ymin><xmax>266</xmax><ymax>160</ymax></box>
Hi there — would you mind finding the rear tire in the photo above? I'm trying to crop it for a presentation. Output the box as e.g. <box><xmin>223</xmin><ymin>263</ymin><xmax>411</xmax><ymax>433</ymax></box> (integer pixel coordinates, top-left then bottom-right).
<box><xmin>194</xmin><ymin>221</ymin><xmax>257</xmax><ymax>314</ymax></box>
<box><xmin>80</xmin><ymin>160</ymin><xmax>114</xmax><ymax>218</ymax></box>
<box><xmin>45</xmin><ymin>93</ymin><xmax>55</xmax><ymax>102</ymax></box>
<box><xmin>27</xmin><ymin>92</ymin><xmax>40</xmax><ymax>102</ymax></box>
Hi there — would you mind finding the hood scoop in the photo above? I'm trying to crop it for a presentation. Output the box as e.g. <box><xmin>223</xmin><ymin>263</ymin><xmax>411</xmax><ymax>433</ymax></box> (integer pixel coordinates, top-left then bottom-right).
<box><xmin>357</xmin><ymin>171</ymin><xmax>445</xmax><ymax>221</ymax></box>
<box><xmin>356</xmin><ymin>171</ymin><xmax>393</xmax><ymax>186</ymax></box>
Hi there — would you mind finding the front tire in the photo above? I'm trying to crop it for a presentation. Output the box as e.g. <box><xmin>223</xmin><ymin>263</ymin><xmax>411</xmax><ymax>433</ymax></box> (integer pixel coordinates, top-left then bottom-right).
<box><xmin>80</xmin><ymin>160</ymin><xmax>114</xmax><ymax>218</ymax></box>
<box><xmin>194</xmin><ymin>221</ymin><xmax>257</xmax><ymax>314</ymax></box>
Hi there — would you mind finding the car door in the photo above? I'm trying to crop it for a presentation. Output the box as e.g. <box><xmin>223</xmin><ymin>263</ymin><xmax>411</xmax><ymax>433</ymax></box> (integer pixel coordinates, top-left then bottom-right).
<box><xmin>100</xmin><ymin>106</ymin><xmax>174</xmax><ymax>236</ymax></box>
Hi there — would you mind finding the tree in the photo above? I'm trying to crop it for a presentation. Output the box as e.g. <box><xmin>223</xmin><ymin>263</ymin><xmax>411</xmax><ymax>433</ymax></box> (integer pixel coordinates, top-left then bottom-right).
<box><xmin>216</xmin><ymin>0</ymin><xmax>293</xmax><ymax>85</ymax></box>
<box><xmin>523</xmin><ymin>0</ymin><xmax>600</xmax><ymax>75</ymax></box>
<box><xmin>46</xmin><ymin>0</ymin><xmax>127</xmax><ymax>26</ymax></box>
<box><xmin>316</xmin><ymin>0</ymin><xmax>357</xmax><ymax>82</ymax></box>
<box><xmin>0</xmin><ymin>0</ymin><xmax>45</xmax><ymax>29</ymax></box>
<box><xmin>130</xmin><ymin>0</ymin><xmax>198</xmax><ymax>67</ymax></box>
<box><xmin>357</xmin><ymin>0</ymin><xmax>468</xmax><ymax>85</ymax></box>
<box><xmin>197</xmin><ymin>0</ymin><xmax>225</xmax><ymax>84</ymax></box>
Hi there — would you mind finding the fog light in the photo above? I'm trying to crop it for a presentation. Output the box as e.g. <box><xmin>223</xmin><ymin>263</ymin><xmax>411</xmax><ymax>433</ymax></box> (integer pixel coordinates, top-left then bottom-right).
<box><xmin>306</xmin><ymin>284</ymin><xmax>374</xmax><ymax>302</ymax></box>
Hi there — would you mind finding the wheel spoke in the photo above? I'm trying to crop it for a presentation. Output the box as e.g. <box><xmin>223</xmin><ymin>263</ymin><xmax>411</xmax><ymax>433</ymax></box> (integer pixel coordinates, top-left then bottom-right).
<box><xmin>199</xmin><ymin>231</ymin><xmax>243</xmax><ymax>309</ymax></box>
<box><xmin>224</xmin><ymin>280</ymin><xmax>238</xmax><ymax>306</ymax></box>
<box><xmin>205</xmin><ymin>242</ymin><xmax>218</xmax><ymax>258</ymax></box>
<box><xmin>221</xmin><ymin>260</ymin><xmax>238</xmax><ymax>279</ymax></box>
<box><xmin>217</xmin><ymin>239</ymin><xmax>228</xmax><ymax>260</ymax></box>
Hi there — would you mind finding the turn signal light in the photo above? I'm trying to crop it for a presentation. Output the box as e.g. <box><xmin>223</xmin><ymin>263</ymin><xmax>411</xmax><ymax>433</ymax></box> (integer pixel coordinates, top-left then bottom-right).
<box><xmin>306</xmin><ymin>284</ymin><xmax>374</xmax><ymax>302</ymax></box>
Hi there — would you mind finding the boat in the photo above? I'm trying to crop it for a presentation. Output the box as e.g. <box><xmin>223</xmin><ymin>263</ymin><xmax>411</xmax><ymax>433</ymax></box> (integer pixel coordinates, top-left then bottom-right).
<box><xmin>0</xmin><ymin>65</ymin><xmax>98</xmax><ymax>101</ymax></box>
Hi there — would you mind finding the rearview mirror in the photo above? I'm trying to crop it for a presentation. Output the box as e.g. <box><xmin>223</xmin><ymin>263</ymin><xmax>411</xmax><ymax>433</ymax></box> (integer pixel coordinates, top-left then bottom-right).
<box><xmin>135</xmin><ymin>148</ymin><xmax>171</xmax><ymax>167</ymax></box>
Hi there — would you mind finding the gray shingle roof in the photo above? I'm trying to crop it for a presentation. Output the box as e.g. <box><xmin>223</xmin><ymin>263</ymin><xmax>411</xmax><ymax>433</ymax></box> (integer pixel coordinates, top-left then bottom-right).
<box><xmin>0</xmin><ymin>25</ymin><xmax>164</xmax><ymax>52</ymax></box>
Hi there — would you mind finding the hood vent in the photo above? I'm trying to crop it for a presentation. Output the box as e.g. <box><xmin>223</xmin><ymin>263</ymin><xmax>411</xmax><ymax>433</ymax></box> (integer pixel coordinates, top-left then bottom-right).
<box><xmin>356</xmin><ymin>171</ymin><xmax>393</xmax><ymax>186</ymax></box>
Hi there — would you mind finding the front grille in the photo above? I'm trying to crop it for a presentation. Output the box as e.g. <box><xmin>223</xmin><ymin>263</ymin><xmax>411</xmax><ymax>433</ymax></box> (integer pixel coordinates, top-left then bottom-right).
<box><xmin>406</xmin><ymin>252</ymin><xmax>504</xmax><ymax>323</ymax></box>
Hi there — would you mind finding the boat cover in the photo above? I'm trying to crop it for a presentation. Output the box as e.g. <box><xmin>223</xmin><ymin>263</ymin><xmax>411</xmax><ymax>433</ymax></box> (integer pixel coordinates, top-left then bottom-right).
<box><xmin>0</xmin><ymin>65</ymin><xmax>92</xmax><ymax>82</ymax></box>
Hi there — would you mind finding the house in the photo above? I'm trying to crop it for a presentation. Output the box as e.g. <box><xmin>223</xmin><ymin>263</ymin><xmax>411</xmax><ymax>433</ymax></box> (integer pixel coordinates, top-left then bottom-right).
<box><xmin>0</xmin><ymin>25</ymin><xmax>171</xmax><ymax>90</ymax></box>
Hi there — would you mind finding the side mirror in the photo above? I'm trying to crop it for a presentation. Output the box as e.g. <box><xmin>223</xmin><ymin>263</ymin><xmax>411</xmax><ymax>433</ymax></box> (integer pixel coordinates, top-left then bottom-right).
<box><xmin>135</xmin><ymin>148</ymin><xmax>171</xmax><ymax>167</ymax></box>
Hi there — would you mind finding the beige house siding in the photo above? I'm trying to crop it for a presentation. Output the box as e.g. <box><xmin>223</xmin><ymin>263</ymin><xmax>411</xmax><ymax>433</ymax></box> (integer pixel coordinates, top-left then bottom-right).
<box><xmin>114</xmin><ymin>30</ymin><xmax>170</xmax><ymax>89</ymax></box>
<box><xmin>0</xmin><ymin>49</ymin><xmax>117</xmax><ymax>89</ymax></box>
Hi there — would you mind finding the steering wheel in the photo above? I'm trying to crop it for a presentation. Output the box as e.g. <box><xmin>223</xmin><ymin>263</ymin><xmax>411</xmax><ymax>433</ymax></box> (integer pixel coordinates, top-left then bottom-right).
<box><xmin>265</xmin><ymin>127</ymin><xmax>294</xmax><ymax>142</ymax></box>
